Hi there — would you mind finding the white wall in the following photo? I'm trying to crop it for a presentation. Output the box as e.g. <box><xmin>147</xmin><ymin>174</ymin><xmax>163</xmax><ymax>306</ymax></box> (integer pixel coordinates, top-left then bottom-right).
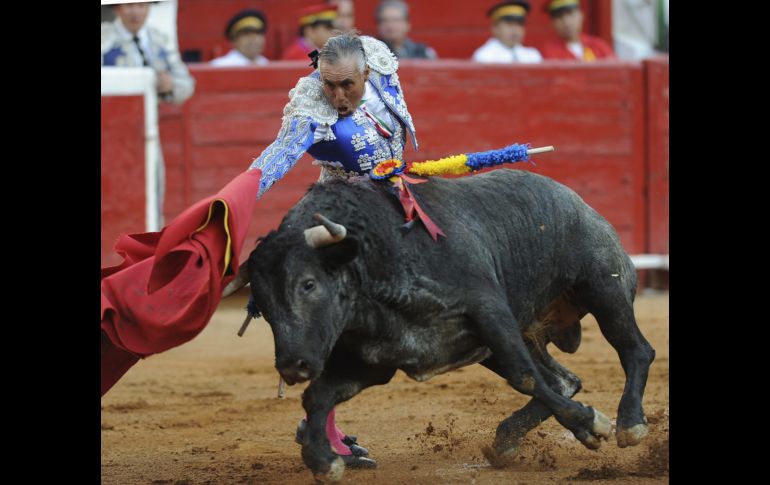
<box><xmin>612</xmin><ymin>0</ymin><xmax>669</xmax><ymax>60</ymax></box>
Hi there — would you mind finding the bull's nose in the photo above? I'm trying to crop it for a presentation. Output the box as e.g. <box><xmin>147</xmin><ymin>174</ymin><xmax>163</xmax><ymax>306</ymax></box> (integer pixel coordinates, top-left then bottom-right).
<box><xmin>277</xmin><ymin>359</ymin><xmax>311</xmax><ymax>385</ymax></box>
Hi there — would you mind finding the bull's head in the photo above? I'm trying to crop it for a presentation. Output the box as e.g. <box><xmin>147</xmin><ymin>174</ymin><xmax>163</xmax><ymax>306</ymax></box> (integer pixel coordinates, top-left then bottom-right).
<box><xmin>248</xmin><ymin>213</ymin><xmax>359</xmax><ymax>385</ymax></box>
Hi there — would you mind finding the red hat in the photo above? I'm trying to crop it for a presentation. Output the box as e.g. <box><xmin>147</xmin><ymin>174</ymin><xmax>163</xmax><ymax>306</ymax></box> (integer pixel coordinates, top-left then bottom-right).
<box><xmin>297</xmin><ymin>3</ymin><xmax>338</xmax><ymax>27</ymax></box>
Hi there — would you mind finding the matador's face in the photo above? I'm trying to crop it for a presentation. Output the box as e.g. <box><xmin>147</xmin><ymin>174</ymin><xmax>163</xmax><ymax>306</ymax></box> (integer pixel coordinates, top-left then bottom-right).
<box><xmin>319</xmin><ymin>57</ymin><xmax>370</xmax><ymax>118</ymax></box>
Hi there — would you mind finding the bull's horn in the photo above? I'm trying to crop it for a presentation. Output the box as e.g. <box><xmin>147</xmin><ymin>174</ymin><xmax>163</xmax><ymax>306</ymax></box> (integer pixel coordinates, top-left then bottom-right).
<box><xmin>304</xmin><ymin>213</ymin><xmax>347</xmax><ymax>248</ymax></box>
<box><xmin>221</xmin><ymin>260</ymin><xmax>250</xmax><ymax>298</ymax></box>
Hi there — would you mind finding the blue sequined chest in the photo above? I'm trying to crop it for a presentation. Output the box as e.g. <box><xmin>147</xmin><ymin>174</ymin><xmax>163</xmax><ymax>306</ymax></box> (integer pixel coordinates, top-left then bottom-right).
<box><xmin>250</xmin><ymin>64</ymin><xmax>419</xmax><ymax>198</ymax></box>
<box><xmin>306</xmin><ymin>74</ymin><xmax>414</xmax><ymax>176</ymax></box>
<box><xmin>308</xmin><ymin>108</ymin><xmax>402</xmax><ymax>174</ymax></box>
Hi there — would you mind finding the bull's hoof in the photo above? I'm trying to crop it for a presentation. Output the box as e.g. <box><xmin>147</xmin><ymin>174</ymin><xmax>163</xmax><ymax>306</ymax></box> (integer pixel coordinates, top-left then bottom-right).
<box><xmin>616</xmin><ymin>423</ymin><xmax>649</xmax><ymax>448</ymax></box>
<box><xmin>482</xmin><ymin>444</ymin><xmax>519</xmax><ymax>468</ymax></box>
<box><xmin>592</xmin><ymin>409</ymin><xmax>612</xmax><ymax>438</ymax></box>
<box><xmin>312</xmin><ymin>456</ymin><xmax>345</xmax><ymax>483</ymax></box>
<box><xmin>574</xmin><ymin>408</ymin><xmax>612</xmax><ymax>450</ymax></box>
<box><xmin>485</xmin><ymin>430</ymin><xmax>525</xmax><ymax>468</ymax></box>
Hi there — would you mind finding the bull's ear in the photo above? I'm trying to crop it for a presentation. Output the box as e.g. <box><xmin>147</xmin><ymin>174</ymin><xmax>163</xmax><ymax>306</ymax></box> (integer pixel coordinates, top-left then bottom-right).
<box><xmin>317</xmin><ymin>237</ymin><xmax>359</xmax><ymax>269</ymax></box>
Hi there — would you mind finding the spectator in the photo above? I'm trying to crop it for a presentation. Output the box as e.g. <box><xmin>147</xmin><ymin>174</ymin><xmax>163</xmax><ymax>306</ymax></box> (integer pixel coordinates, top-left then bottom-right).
<box><xmin>612</xmin><ymin>0</ymin><xmax>668</xmax><ymax>60</ymax></box>
<box><xmin>541</xmin><ymin>0</ymin><xmax>615</xmax><ymax>61</ymax></box>
<box><xmin>101</xmin><ymin>1</ymin><xmax>196</xmax><ymax>226</ymax></box>
<box><xmin>472</xmin><ymin>1</ymin><xmax>542</xmax><ymax>63</ymax></box>
<box><xmin>101</xmin><ymin>1</ymin><xmax>195</xmax><ymax>104</ymax></box>
<box><xmin>282</xmin><ymin>3</ymin><xmax>337</xmax><ymax>61</ymax></box>
<box><xmin>211</xmin><ymin>9</ymin><xmax>269</xmax><ymax>66</ymax></box>
<box><xmin>376</xmin><ymin>0</ymin><xmax>437</xmax><ymax>59</ymax></box>
<box><xmin>329</xmin><ymin>0</ymin><xmax>356</xmax><ymax>32</ymax></box>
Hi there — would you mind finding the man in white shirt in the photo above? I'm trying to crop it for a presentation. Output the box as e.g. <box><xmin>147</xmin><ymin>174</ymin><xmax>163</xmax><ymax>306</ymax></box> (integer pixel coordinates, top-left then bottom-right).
<box><xmin>211</xmin><ymin>9</ymin><xmax>270</xmax><ymax>67</ymax></box>
<box><xmin>101</xmin><ymin>2</ymin><xmax>195</xmax><ymax>104</ymax></box>
<box><xmin>472</xmin><ymin>0</ymin><xmax>543</xmax><ymax>64</ymax></box>
<box><xmin>102</xmin><ymin>1</ymin><xmax>195</xmax><ymax>226</ymax></box>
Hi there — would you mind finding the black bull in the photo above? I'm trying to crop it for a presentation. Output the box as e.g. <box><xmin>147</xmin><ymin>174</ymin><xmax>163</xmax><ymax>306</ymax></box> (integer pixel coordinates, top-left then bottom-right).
<box><xmin>246</xmin><ymin>169</ymin><xmax>655</xmax><ymax>480</ymax></box>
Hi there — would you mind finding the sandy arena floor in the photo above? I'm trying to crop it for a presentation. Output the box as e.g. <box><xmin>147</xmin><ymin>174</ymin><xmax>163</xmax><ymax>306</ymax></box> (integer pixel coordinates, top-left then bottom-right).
<box><xmin>101</xmin><ymin>292</ymin><xmax>669</xmax><ymax>484</ymax></box>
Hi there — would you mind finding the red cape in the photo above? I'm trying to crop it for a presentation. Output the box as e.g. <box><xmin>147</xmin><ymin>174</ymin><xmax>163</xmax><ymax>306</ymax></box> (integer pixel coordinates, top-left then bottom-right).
<box><xmin>101</xmin><ymin>169</ymin><xmax>261</xmax><ymax>396</ymax></box>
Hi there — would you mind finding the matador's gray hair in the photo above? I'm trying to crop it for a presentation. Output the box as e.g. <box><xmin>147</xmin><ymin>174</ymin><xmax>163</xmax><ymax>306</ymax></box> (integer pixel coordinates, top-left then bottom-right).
<box><xmin>318</xmin><ymin>30</ymin><xmax>367</xmax><ymax>73</ymax></box>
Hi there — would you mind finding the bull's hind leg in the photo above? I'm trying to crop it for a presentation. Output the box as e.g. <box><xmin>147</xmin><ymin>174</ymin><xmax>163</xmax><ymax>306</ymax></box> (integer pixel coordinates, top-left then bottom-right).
<box><xmin>481</xmin><ymin>347</ymin><xmax>582</xmax><ymax>465</ymax></box>
<box><xmin>468</xmin><ymin>295</ymin><xmax>611</xmax><ymax>452</ymax></box>
<box><xmin>574</xmin><ymin>277</ymin><xmax>656</xmax><ymax>448</ymax></box>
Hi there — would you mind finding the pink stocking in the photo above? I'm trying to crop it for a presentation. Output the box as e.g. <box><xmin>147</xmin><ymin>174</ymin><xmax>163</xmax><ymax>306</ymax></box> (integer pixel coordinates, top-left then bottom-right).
<box><xmin>324</xmin><ymin>408</ymin><xmax>351</xmax><ymax>455</ymax></box>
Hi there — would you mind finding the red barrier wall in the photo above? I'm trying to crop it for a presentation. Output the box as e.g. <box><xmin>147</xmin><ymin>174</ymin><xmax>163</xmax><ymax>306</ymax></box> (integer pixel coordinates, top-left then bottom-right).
<box><xmin>158</xmin><ymin>105</ymin><xmax>186</xmax><ymax>220</ymax></box>
<box><xmin>101</xmin><ymin>58</ymin><xmax>668</xmax><ymax>266</ymax></box>
<box><xmin>645</xmin><ymin>58</ymin><xmax>669</xmax><ymax>255</ymax></box>
<box><xmin>397</xmin><ymin>61</ymin><xmax>647</xmax><ymax>255</ymax></box>
<box><xmin>177</xmin><ymin>0</ymin><xmax>613</xmax><ymax>62</ymax></box>
<box><xmin>101</xmin><ymin>96</ymin><xmax>146</xmax><ymax>268</ymax></box>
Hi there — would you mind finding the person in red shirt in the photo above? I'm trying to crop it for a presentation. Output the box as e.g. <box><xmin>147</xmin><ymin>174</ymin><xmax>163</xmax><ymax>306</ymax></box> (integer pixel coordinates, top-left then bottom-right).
<box><xmin>541</xmin><ymin>0</ymin><xmax>615</xmax><ymax>61</ymax></box>
<box><xmin>282</xmin><ymin>3</ymin><xmax>338</xmax><ymax>61</ymax></box>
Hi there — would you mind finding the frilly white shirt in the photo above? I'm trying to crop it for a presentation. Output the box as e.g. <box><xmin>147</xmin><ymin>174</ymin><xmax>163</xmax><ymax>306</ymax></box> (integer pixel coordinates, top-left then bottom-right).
<box><xmin>472</xmin><ymin>38</ymin><xmax>543</xmax><ymax>64</ymax></box>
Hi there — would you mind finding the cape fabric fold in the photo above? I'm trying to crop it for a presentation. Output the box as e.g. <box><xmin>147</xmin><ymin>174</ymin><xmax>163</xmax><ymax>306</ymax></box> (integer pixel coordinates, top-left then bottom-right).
<box><xmin>101</xmin><ymin>169</ymin><xmax>261</xmax><ymax>396</ymax></box>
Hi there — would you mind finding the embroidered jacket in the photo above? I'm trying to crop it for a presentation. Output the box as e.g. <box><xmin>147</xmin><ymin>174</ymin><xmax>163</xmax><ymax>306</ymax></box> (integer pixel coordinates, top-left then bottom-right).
<box><xmin>249</xmin><ymin>36</ymin><xmax>418</xmax><ymax>198</ymax></box>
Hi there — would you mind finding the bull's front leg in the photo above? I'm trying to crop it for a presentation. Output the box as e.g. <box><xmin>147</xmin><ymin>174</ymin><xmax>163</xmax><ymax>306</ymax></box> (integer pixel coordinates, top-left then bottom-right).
<box><xmin>468</xmin><ymin>294</ymin><xmax>611</xmax><ymax>452</ymax></box>
<box><xmin>300</xmin><ymin>356</ymin><xmax>396</xmax><ymax>482</ymax></box>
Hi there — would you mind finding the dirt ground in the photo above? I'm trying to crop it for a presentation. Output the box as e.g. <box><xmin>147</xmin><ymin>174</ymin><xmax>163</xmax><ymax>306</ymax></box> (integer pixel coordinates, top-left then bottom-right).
<box><xmin>101</xmin><ymin>291</ymin><xmax>669</xmax><ymax>485</ymax></box>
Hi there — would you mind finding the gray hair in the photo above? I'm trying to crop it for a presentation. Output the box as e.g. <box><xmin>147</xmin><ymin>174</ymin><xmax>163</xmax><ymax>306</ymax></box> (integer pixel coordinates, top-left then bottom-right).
<box><xmin>318</xmin><ymin>31</ymin><xmax>367</xmax><ymax>73</ymax></box>
<box><xmin>376</xmin><ymin>0</ymin><xmax>409</xmax><ymax>22</ymax></box>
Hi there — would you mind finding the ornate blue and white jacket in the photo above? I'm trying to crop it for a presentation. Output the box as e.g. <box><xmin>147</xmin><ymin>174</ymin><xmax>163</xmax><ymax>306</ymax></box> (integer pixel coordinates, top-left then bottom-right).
<box><xmin>249</xmin><ymin>36</ymin><xmax>418</xmax><ymax>198</ymax></box>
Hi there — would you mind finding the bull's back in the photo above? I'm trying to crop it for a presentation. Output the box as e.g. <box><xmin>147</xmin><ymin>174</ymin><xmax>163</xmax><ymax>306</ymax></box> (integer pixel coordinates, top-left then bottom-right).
<box><xmin>420</xmin><ymin>169</ymin><xmax>580</xmax><ymax>221</ymax></box>
<box><xmin>298</xmin><ymin>169</ymin><xmax>629</xmax><ymax>298</ymax></box>
<box><xmin>415</xmin><ymin>169</ymin><xmax>593</xmax><ymax>252</ymax></box>
<box><xmin>412</xmin><ymin>169</ymin><xmax>631</xmax><ymax>299</ymax></box>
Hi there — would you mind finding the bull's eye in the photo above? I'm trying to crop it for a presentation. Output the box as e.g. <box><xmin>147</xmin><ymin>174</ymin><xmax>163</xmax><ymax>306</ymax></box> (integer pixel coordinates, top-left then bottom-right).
<box><xmin>302</xmin><ymin>279</ymin><xmax>316</xmax><ymax>292</ymax></box>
